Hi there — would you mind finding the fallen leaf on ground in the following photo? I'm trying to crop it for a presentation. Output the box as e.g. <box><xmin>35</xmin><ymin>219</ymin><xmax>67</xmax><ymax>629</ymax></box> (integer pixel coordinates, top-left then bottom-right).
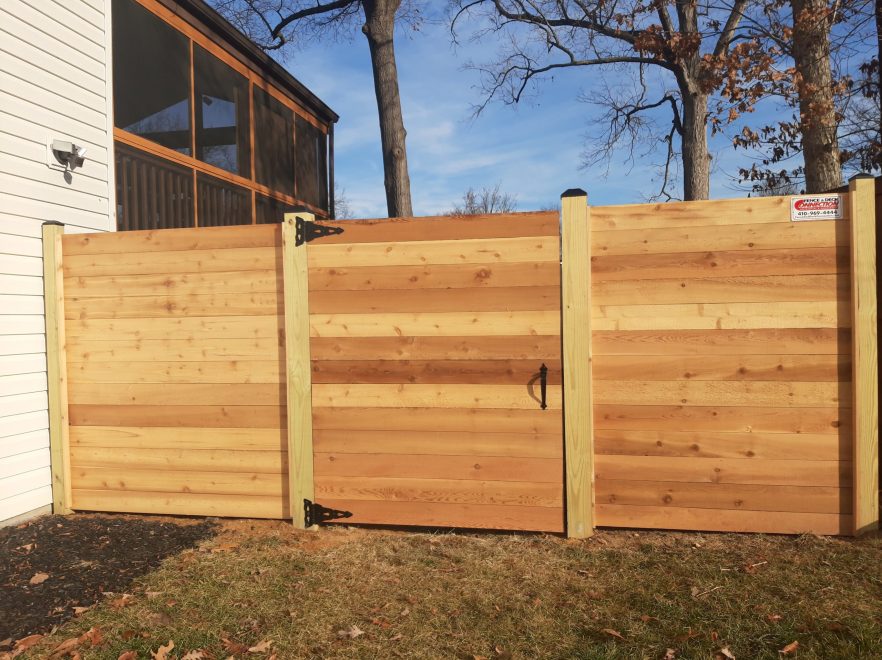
<box><xmin>29</xmin><ymin>573</ymin><xmax>49</xmax><ymax>585</ymax></box>
<box><xmin>111</xmin><ymin>594</ymin><xmax>135</xmax><ymax>609</ymax></box>
<box><xmin>72</xmin><ymin>606</ymin><xmax>93</xmax><ymax>616</ymax></box>
<box><xmin>602</xmin><ymin>629</ymin><xmax>626</xmax><ymax>641</ymax></box>
<box><xmin>151</xmin><ymin>641</ymin><xmax>174</xmax><ymax>660</ymax></box>
<box><xmin>15</xmin><ymin>544</ymin><xmax>35</xmax><ymax>554</ymax></box>
<box><xmin>0</xmin><ymin>640</ymin><xmax>10</xmax><ymax>649</ymax></box>
<box><xmin>714</xmin><ymin>648</ymin><xmax>736</xmax><ymax>660</ymax></box>
<box><xmin>640</xmin><ymin>614</ymin><xmax>657</xmax><ymax>623</ymax></box>
<box><xmin>181</xmin><ymin>650</ymin><xmax>211</xmax><ymax>659</ymax></box>
<box><xmin>48</xmin><ymin>637</ymin><xmax>81</xmax><ymax>658</ymax></box>
<box><xmin>118</xmin><ymin>652</ymin><xmax>138</xmax><ymax>660</ymax></box>
<box><xmin>146</xmin><ymin>611</ymin><xmax>174</xmax><ymax>626</ymax></box>
<box><xmin>779</xmin><ymin>641</ymin><xmax>799</xmax><ymax>655</ymax></box>
<box><xmin>221</xmin><ymin>638</ymin><xmax>249</xmax><ymax>654</ymax></box>
<box><xmin>663</xmin><ymin>650</ymin><xmax>677</xmax><ymax>660</ymax></box>
<box><xmin>336</xmin><ymin>625</ymin><xmax>364</xmax><ymax>640</ymax></box>
<box><xmin>11</xmin><ymin>635</ymin><xmax>43</xmax><ymax>657</ymax></box>
<box><xmin>81</xmin><ymin>628</ymin><xmax>103</xmax><ymax>647</ymax></box>
<box><xmin>389</xmin><ymin>634</ymin><xmax>403</xmax><ymax>642</ymax></box>
<box><xmin>145</xmin><ymin>592</ymin><xmax>163</xmax><ymax>600</ymax></box>
<box><xmin>766</xmin><ymin>614</ymin><xmax>783</xmax><ymax>623</ymax></box>
<box><xmin>247</xmin><ymin>640</ymin><xmax>272</xmax><ymax>654</ymax></box>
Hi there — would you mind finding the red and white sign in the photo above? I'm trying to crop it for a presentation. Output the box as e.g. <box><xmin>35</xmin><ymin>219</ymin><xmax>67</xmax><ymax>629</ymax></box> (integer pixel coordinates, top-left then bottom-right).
<box><xmin>790</xmin><ymin>194</ymin><xmax>843</xmax><ymax>221</ymax></box>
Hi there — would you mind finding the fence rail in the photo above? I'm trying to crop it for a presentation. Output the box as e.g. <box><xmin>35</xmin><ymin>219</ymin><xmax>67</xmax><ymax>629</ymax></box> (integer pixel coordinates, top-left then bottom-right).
<box><xmin>43</xmin><ymin>180</ymin><xmax>879</xmax><ymax>536</ymax></box>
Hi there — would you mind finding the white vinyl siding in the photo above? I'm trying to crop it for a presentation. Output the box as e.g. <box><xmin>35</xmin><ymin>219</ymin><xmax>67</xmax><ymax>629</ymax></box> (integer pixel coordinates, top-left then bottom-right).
<box><xmin>0</xmin><ymin>0</ymin><xmax>114</xmax><ymax>522</ymax></box>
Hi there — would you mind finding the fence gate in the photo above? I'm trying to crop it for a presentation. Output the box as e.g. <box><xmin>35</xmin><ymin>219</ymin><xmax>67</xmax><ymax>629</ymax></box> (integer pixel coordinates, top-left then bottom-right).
<box><xmin>303</xmin><ymin>212</ymin><xmax>565</xmax><ymax>532</ymax></box>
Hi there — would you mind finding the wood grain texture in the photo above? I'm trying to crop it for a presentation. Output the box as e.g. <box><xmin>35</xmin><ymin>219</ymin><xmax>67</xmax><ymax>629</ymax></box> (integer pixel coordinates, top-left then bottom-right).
<box><xmin>590</xmin><ymin>196</ymin><xmax>806</xmax><ymax>231</ymax></box>
<box><xmin>309</xmin><ymin>311</ymin><xmax>560</xmax><ymax>338</ymax></box>
<box><xmin>315</xmin><ymin>498</ymin><xmax>563</xmax><ymax>532</ymax></box>
<box><xmin>66</xmin><ymin>316</ymin><xmax>283</xmax><ymax>341</ymax></box>
<box><xmin>592</xmin><ymin>380</ymin><xmax>846</xmax><ymax>408</ymax></box>
<box><xmin>594</xmin><ymin>429</ymin><xmax>849</xmax><ymax>461</ymax></box>
<box><xmin>70</xmin><ymin>446</ymin><xmax>286</xmax><ymax>472</ymax></box>
<box><xmin>592</xmin><ymin>301</ymin><xmax>848</xmax><ymax>331</ymax></box>
<box><xmin>312</xmin><ymin>407</ymin><xmax>561</xmax><ymax>434</ymax></box>
<box><xmin>311</xmin><ymin>360</ymin><xmax>561</xmax><ymax>385</ymax></box>
<box><xmin>311</xmin><ymin>336</ymin><xmax>561</xmax><ymax>361</ymax></box>
<box><xmin>593</xmin><ymin>329</ymin><xmax>849</xmax><ymax>356</ymax></box>
<box><xmin>848</xmin><ymin>177</ymin><xmax>880</xmax><ymax>534</ymax></box>
<box><xmin>61</xmin><ymin>223</ymin><xmax>279</xmax><ymax>255</ymax></box>
<box><xmin>595</xmin><ymin>504</ymin><xmax>849</xmax><ymax>535</ymax></box>
<box><xmin>309</xmin><ymin>262</ymin><xmax>560</xmax><ymax>291</ymax></box>
<box><xmin>69</xmin><ymin>426</ymin><xmax>286</xmax><ymax>451</ymax></box>
<box><xmin>69</xmin><ymin>361</ymin><xmax>285</xmax><ymax>385</ymax></box>
<box><xmin>69</xmin><ymin>404</ymin><xmax>284</xmax><ymax>428</ymax></box>
<box><xmin>596</xmin><ymin>480</ymin><xmax>849</xmax><ymax>514</ymax></box>
<box><xmin>298</xmin><ymin>211</ymin><xmax>558</xmax><ymax>244</ymax></box>
<box><xmin>315</xmin><ymin>476</ymin><xmax>562</xmax><ymax>507</ymax></box>
<box><xmin>592</xmin><ymin>247</ymin><xmax>847</xmax><ymax>282</ymax></box>
<box><xmin>593</xmin><ymin>274</ymin><xmax>845</xmax><ymax>306</ymax></box>
<box><xmin>71</xmin><ymin>489</ymin><xmax>288</xmax><ymax>519</ymax></box>
<box><xmin>309</xmin><ymin>286</ymin><xmax>561</xmax><ymax>313</ymax></box>
<box><xmin>66</xmin><ymin>338</ymin><xmax>283</xmax><ymax>363</ymax></box>
<box><xmin>592</xmin><ymin>354</ymin><xmax>847</xmax><ymax>382</ymax></box>
<box><xmin>64</xmin><ymin>270</ymin><xmax>281</xmax><ymax>298</ymax></box>
<box><xmin>282</xmin><ymin>214</ymin><xmax>315</xmax><ymax>528</ymax></box>
<box><xmin>307</xmin><ymin>236</ymin><xmax>559</xmax><ymax>268</ymax></box>
<box><xmin>63</xmin><ymin>246</ymin><xmax>281</xmax><ymax>277</ymax></box>
<box><xmin>314</xmin><ymin>453</ymin><xmax>562</xmax><ymax>482</ymax></box>
<box><xmin>68</xmin><ymin>383</ymin><xmax>284</xmax><ymax>406</ymax></box>
<box><xmin>65</xmin><ymin>292</ymin><xmax>281</xmax><ymax>320</ymax></box>
<box><xmin>43</xmin><ymin>223</ymin><xmax>72</xmax><ymax>514</ymax></box>
<box><xmin>72</xmin><ymin>466</ymin><xmax>285</xmax><ymax>497</ymax></box>
<box><xmin>594</xmin><ymin>404</ymin><xmax>845</xmax><ymax>434</ymax></box>
<box><xmin>595</xmin><ymin>455</ymin><xmax>850</xmax><ymax>487</ymax></box>
<box><xmin>561</xmin><ymin>190</ymin><xmax>593</xmax><ymax>538</ymax></box>
<box><xmin>592</xmin><ymin>219</ymin><xmax>847</xmax><ymax>257</ymax></box>
<box><xmin>311</xmin><ymin>384</ymin><xmax>562</xmax><ymax>410</ymax></box>
<box><xmin>313</xmin><ymin>429</ymin><xmax>562</xmax><ymax>458</ymax></box>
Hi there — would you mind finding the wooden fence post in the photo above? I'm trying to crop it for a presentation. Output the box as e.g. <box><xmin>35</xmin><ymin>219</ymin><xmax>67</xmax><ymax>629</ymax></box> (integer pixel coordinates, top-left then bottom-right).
<box><xmin>849</xmin><ymin>174</ymin><xmax>879</xmax><ymax>535</ymax></box>
<box><xmin>282</xmin><ymin>212</ymin><xmax>315</xmax><ymax>529</ymax></box>
<box><xmin>42</xmin><ymin>221</ymin><xmax>72</xmax><ymax>515</ymax></box>
<box><xmin>561</xmin><ymin>189</ymin><xmax>594</xmax><ymax>538</ymax></box>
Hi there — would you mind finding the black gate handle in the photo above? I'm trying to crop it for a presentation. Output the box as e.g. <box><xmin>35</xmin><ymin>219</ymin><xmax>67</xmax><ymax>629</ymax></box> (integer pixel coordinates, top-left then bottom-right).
<box><xmin>539</xmin><ymin>363</ymin><xmax>548</xmax><ymax>410</ymax></box>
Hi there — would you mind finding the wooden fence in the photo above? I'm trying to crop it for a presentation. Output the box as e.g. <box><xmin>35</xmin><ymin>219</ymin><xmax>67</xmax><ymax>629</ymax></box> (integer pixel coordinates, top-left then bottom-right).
<box><xmin>42</xmin><ymin>177</ymin><xmax>879</xmax><ymax>536</ymax></box>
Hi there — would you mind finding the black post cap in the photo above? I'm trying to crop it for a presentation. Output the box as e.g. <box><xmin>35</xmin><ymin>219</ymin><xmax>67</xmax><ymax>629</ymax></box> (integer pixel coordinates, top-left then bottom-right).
<box><xmin>561</xmin><ymin>188</ymin><xmax>588</xmax><ymax>199</ymax></box>
<box><xmin>849</xmin><ymin>172</ymin><xmax>875</xmax><ymax>181</ymax></box>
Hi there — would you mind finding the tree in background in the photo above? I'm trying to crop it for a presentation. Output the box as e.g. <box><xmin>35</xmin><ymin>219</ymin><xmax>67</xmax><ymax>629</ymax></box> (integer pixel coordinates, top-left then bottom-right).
<box><xmin>333</xmin><ymin>184</ymin><xmax>356</xmax><ymax>219</ymax></box>
<box><xmin>212</xmin><ymin>0</ymin><xmax>419</xmax><ymax>217</ymax></box>
<box><xmin>450</xmin><ymin>183</ymin><xmax>518</xmax><ymax>214</ymax></box>
<box><xmin>731</xmin><ymin>0</ymin><xmax>878</xmax><ymax>193</ymax></box>
<box><xmin>453</xmin><ymin>0</ymin><xmax>760</xmax><ymax>201</ymax></box>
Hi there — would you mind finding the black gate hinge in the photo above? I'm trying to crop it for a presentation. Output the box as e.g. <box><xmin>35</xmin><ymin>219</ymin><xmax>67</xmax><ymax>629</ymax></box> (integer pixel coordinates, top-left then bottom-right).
<box><xmin>304</xmin><ymin>499</ymin><xmax>353</xmax><ymax>527</ymax></box>
<box><xmin>295</xmin><ymin>217</ymin><xmax>344</xmax><ymax>246</ymax></box>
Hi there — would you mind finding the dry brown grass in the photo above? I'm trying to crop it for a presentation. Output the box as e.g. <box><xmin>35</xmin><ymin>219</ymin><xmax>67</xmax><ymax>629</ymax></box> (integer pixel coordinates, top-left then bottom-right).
<box><xmin>19</xmin><ymin>517</ymin><xmax>882</xmax><ymax>659</ymax></box>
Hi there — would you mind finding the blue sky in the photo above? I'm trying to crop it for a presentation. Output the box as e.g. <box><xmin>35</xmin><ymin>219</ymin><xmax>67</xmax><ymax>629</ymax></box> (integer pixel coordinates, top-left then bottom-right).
<box><xmin>280</xmin><ymin>12</ymin><xmax>780</xmax><ymax>217</ymax></box>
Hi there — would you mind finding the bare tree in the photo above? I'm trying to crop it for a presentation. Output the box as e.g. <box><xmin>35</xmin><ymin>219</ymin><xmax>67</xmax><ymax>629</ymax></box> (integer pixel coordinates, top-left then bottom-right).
<box><xmin>211</xmin><ymin>0</ymin><xmax>418</xmax><ymax>217</ymax></box>
<box><xmin>453</xmin><ymin>0</ymin><xmax>757</xmax><ymax>201</ymax></box>
<box><xmin>450</xmin><ymin>183</ymin><xmax>518</xmax><ymax>214</ymax></box>
<box><xmin>333</xmin><ymin>183</ymin><xmax>356</xmax><ymax>219</ymax></box>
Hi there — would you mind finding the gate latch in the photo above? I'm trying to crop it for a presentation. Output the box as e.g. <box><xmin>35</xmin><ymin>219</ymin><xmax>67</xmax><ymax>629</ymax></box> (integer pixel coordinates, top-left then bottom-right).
<box><xmin>295</xmin><ymin>217</ymin><xmax>344</xmax><ymax>246</ymax></box>
<box><xmin>304</xmin><ymin>499</ymin><xmax>353</xmax><ymax>527</ymax></box>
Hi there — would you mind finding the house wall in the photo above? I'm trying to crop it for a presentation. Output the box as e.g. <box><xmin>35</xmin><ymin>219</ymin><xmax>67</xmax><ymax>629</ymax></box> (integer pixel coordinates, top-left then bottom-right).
<box><xmin>0</xmin><ymin>0</ymin><xmax>115</xmax><ymax>521</ymax></box>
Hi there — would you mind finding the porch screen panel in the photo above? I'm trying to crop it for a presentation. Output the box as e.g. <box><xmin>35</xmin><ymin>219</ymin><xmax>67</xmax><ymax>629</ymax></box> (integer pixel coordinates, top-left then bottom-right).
<box><xmin>115</xmin><ymin>143</ymin><xmax>194</xmax><ymax>231</ymax></box>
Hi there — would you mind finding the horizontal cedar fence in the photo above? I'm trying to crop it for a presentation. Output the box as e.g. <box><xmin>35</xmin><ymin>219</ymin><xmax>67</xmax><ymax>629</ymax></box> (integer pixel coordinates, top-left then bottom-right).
<box><xmin>41</xmin><ymin>179</ymin><xmax>878</xmax><ymax>537</ymax></box>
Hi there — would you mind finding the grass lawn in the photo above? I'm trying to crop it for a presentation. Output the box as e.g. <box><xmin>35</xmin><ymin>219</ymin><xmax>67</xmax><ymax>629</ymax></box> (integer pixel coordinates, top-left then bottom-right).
<box><xmin>17</xmin><ymin>518</ymin><xmax>882</xmax><ymax>659</ymax></box>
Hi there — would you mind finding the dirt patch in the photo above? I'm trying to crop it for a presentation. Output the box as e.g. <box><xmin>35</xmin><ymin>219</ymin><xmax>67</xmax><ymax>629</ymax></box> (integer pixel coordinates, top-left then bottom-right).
<box><xmin>0</xmin><ymin>514</ymin><xmax>215</xmax><ymax>642</ymax></box>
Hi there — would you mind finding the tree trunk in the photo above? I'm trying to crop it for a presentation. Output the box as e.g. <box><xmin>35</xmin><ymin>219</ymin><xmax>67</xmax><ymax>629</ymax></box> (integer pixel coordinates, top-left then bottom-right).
<box><xmin>362</xmin><ymin>0</ymin><xmax>413</xmax><ymax>217</ymax></box>
<box><xmin>791</xmin><ymin>0</ymin><xmax>841</xmax><ymax>192</ymax></box>
<box><xmin>680</xmin><ymin>90</ymin><xmax>711</xmax><ymax>200</ymax></box>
